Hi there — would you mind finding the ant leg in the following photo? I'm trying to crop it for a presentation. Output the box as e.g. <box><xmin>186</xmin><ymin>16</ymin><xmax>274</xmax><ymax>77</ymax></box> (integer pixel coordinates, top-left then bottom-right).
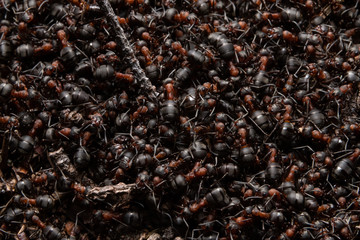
<box><xmin>129</xmin><ymin>124</ymin><xmax>134</xmax><ymax>140</ymax></box>
<box><xmin>184</xmin><ymin>109</ymin><xmax>199</xmax><ymax>125</ymax></box>
<box><xmin>38</xmin><ymin>0</ymin><xmax>48</xmax><ymax>11</ymax></box>
<box><xmin>162</xmin><ymin>211</ymin><xmax>173</xmax><ymax>228</ymax></box>
<box><xmin>101</xmin><ymin>125</ymin><xmax>107</xmax><ymax>143</ymax></box>
<box><xmin>71</xmin><ymin>210</ymin><xmax>85</xmax><ymax>238</ymax></box>
<box><xmin>264</xmin><ymin>122</ymin><xmax>278</xmax><ymax>143</ymax></box>
<box><xmin>326</xmin><ymin>174</ymin><xmax>335</xmax><ymax>192</ymax></box>
<box><xmin>74</xmin><ymin>44</ymin><xmax>89</xmax><ymax>60</ymax></box>
<box><xmin>183</xmin><ymin>218</ymin><xmax>189</xmax><ymax>239</ymax></box>
<box><xmin>196</xmin><ymin>180</ymin><xmax>203</xmax><ymax>201</ymax></box>
<box><xmin>57</xmin><ymin>131</ymin><xmax>70</xmax><ymax>140</ymax></box>
<box><xmin>293</xmin><ymin>145</ymin><xmax>315</xmax><ymax>153</ymax></box>
<box><xmin>247</xmin><ymin>114</ymin><xmax>268</xmax><ymax>136</ymax></box>
<box><xmin>191</xmin><ymin>228</ymin><xmax>201</xmax><ymax>240</ymax></box>
<box><xmin>230</xmin><ymin>231</ymin><xmax>235</xmax><ymax>240</ymax></box>
<box><xmin>0</xmin><ymin>197</ymin><xmax>13</xmax><ymax>216</ymax></box>
<box><xmin>264</xmin><ymin>194</ymin><xmax>275</xmax><ymax>207</ymax></box>
<box><xmin>0</xmin><ymin>228</ymin><xmax>16</xmax><ymax>237</ymax></box>
<box><xmin>334</xmin><ymin>151</ymin><xmax>353</xmax><ymax>161</ymax></box>
<box><xmin>209</xmin><ymin>106</ymin><xmax>216</xmax><ymax>117</ymax></box>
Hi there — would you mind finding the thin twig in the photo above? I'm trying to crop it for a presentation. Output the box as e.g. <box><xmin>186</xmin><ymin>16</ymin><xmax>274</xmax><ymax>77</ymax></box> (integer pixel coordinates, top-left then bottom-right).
<box><xmin>96</xmin><ymin>0</ymin><xmax>156</xmax><ymax>99</ymax></box>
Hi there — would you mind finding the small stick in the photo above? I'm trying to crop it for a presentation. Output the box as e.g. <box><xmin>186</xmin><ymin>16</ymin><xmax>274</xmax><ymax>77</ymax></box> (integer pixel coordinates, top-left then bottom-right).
<box><xmin>96</xmin><ymin>0</ymin><xmax>156</xmax><ymax>99</ymax></box>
